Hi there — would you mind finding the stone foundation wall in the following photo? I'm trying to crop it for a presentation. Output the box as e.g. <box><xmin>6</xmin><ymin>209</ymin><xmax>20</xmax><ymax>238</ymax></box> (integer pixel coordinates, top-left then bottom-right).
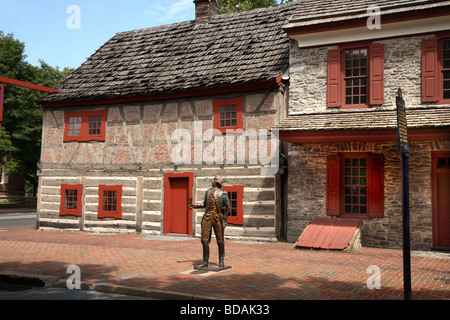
<box><xmin>286</xmin><ymin>140</ymin><xmax>450</xmax><ymax>250</ymax></box>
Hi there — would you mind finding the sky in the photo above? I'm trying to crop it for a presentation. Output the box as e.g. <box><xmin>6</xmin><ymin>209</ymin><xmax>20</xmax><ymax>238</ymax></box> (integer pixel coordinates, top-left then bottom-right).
<box><xmin>0</xmin><ymin>0</ymin><xmax>196</xmax><ymax>70</ymax></box>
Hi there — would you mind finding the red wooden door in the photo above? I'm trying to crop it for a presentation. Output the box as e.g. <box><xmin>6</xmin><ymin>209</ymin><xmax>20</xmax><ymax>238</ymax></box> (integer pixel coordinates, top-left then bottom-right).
<box><xmin>163</xmin><ymin>172</ymin><xmax>194</xmax><ymax>235</ymax></box>
<box><xmin>432</xmin><ymin>152</ymin><xmax>450</xmax><ymax>249</ymax></box>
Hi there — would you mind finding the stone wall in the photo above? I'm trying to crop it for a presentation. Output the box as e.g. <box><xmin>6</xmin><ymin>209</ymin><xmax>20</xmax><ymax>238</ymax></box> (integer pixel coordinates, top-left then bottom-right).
<box><xmin>286</xmin><ymin>140</ymin><xmax>450</xmax><ymax>250</ymax></box>
<box><xmin>288</xmin><ymin>34</ymin><xmax>433</xmax><ymax>114</ymax></box>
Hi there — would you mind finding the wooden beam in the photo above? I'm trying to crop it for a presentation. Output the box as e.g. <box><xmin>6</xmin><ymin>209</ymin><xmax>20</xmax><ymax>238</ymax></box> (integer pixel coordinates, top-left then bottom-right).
<box><xmin>0</xmin><ymin>76</ymin><xmax>57</xmax><ymax>93</ymax></box>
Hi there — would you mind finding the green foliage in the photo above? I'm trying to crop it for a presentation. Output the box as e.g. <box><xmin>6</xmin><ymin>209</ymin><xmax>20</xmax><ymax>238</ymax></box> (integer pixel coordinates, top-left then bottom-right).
<box><xmin>0</xmin><ymin>31</ymin><xmax>73</xmax><ymax>188</ymax></box>
<box><xmin>219</xmin><ymin>0</ymin><xmax>294</xmax><ymax>13</ymax></box>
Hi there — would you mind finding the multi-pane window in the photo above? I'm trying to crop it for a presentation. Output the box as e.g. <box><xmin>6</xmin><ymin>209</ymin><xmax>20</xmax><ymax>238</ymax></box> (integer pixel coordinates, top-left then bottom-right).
<box><xmin>343</xmin><ymin>158</ymin><xmax>368</xmax><ymax>215</ymax></box>
<box><xmin>344</xmin><ymin>49</ymin><xmax>368</xmax><ymax>106</ymax></box>
<box><xmin>327</xmin><ymin>154</ymin><xmax>384</xmax><ymax>219</ymax></box>
<box><xmin>60</xmin><ymin>184</ymin><xmax>83</xmax><ymax>216</ymax></box>
<box><xmin>222</xmin><ymin>185</ymin><xmax>244</xmax><ymax>225</ymax></box>
<box><xmin>98</xmin><ymin>185</ymin><xmax>122</xmax><ymax>219</ymax></box>
<box><xmin>214</xmin><ymin>98</ymin><xmax>244</xmax><ymax>133</ymax></box>
<box><xmin>219</xmin><ymin>104</ymin><xmax>238</xmax><ymax>128</ymax></box>
<box><xmin>443</xmin><ymin>39</ymin><xmax>450</xmax><ymax>100</ymax></box>
<box><xmin>89</xmin><ymin>115</ymin><xmax>102</xmax><ymax>136</ymax></box>
<box><xmin>327</xmin><ymin>43</ymin><xmax>384</xmax><ymax>108</ymax></box>
<box><xmin>228</xmin><ymin>191</ymin><xmax>238</xmax><ymax>218</ymax></box>
<box><xmin>68</xmin><ymin>116</ymin><xmax>82</xmax><ymax>136</ymax></box>
<box><xmin>64</xmin><ymin>189</ymin><xmax>79</xmax><ymax>210</ymax></box>
<box><xmin>102</xmin><ymin>190</ymin><xmax>118</xmax><ymax>212</ymax></box>
<box><xmin>64</xmin><ymin>110</ymin><xmax>107</xmax><ymax>142</ymax></box>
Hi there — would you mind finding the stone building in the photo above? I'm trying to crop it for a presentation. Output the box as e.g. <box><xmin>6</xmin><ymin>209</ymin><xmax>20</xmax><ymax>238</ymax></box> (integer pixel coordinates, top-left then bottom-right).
<box><xmin>37</xmin><ymin>0</ymin><xmax>450</xmax><ymax>250</ymax></box>
<box><xmin>276</xmin><ymin>0</ymin><xmax>450</xmax><ymax>250</ymax></box>
<box><xmin>36</xmin><ymin>1</ymin><xmax>298</xmax><ymax>241</ymax></box>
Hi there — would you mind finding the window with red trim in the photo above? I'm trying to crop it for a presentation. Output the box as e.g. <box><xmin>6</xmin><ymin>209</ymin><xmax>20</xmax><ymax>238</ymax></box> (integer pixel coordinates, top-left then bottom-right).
<box><xmin>326</xmin><ymin>153</ymin><xmax>384</xmax><ymax>219</ymax></box>
<box><xmin>98</xmin><ymin>185</ymin><xmax>122</xmax><ymax>219</ymax></box>
<box><xmin>60</xmin><ymin>184</ymin><xmax>83</xmax><ymax>217</ymax></box>
<box><xmin>213</xmin><ymin>98</ymin><xmax>244</xmax><ymax>133</ymax></box>
<box><xmin>422</xmin><ymin>33</ymin><xmax>450</xmax><ymax>103</ymax></box>
<box><xmin>344</xmin><ymin>48</ymin><xmax>368</xmax><ymax>106</ymax></box>
<box><xmin>442</xmin><ymin>38</ymin><xmax>450</xmax><ymax>101</ymax></box>
<box><xmin>222</xmin><ymin>185</ymin><xmax>244</xmax><ymax>225</ymax></box>
<box><xmin>327</xmin><ymin>43</ymin><xmax>384</xmax><ymax>109</ymax></box>
<box><xmin>64</xmin><ymin>110</ymin><xmax>107</xmax><ymax>142</ymax></box>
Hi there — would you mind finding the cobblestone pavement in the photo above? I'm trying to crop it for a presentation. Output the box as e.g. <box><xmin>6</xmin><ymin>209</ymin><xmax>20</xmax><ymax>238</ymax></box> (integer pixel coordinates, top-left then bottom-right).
<box><xmin>0</xmin><ymin>227</ymin><xmax>448</xmax><ymax>300</ymax></box>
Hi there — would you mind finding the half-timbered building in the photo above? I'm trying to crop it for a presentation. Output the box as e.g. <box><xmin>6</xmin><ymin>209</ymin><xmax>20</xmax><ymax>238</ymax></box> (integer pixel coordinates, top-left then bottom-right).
<box><xmin>37</xmin><ymin>0</ymin><xmax>297</xmax><ymax>241</ymax></box>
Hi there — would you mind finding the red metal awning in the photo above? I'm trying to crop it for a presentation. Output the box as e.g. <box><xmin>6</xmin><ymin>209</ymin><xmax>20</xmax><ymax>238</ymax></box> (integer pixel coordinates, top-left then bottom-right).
<box><xmin>295</xmin><ymin>217</ymin><xmax>361</xmax><ymax>250</ymax></box>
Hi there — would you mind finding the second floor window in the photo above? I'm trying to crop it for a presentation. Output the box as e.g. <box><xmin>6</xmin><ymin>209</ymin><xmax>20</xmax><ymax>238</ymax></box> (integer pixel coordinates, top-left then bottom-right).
<box><xmin>64</xmin><ymin>110</ymin><xmax>107</xmax><ymax>142</ymax></box>
<box><xmin>443</xmin><ymin>39</ymin><xmax>450</xmax><ymax>100</ymax></box>
<box><xmin>213</xmin><ymin>98</ymin><xmax>244</xmax><ymax>133</ymax></box>
<box><xmin>344</xmin><ymin>48</ymin><xmax>368</xmax><ymax>106</ymax></box>
<box><xmin>327</xmin><ymin>43</ymin><xmax>384</xmax><ymax>109</ymax></box>
<box><xmin>422</xmin><ymin>33</ymin><xmax>450</xmax><ymax>104</ymax></box>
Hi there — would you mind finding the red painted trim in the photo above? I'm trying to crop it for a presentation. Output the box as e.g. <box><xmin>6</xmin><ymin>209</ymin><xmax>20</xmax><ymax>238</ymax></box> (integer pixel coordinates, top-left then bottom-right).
<box><xmin>213</xmin><ymin>97</ymin><xmax>244</xmax><ymax>134</ymax></box>
<box><xmin>98</xmin><ymin>185</ymin><xmax>123</xmax><ymax>219</ymax></box>
<box><xmin>163</xmin><ymin>172</ymin><xmax>194</xmax><ymax>235</ymax></box>
<box><xmin>60</xmin><ymin>184</ymin><xmax>83</xmax><ymax>217</ymax></box>
<box><xmin>326</xmin><ymin>155</ymin><xmax>340</xmax><ymax>216</ymax></box>
<box><xmin>40</xmin><ymin>78</ymin><xmax>282</xmax><ymax>108</ymax></box>
<box><xmin>431</xmin><ymin>151</ymin><xmax>450</xmax><ymax>248</ymax></box>
<box><xmin>284</xmin><ymin>7</ymin><xmax>450</xmax><ymax>37</ymax></box>
<box><xmin>279</xmin><ymin>128</ymin><xmax>450</xmax><ymax>143</ymax></box>
<box><xmin>222</xmin><ymin>185</ymin><xmax>244</xmax><ymax>225</ymax></box>
<box><xmin>328</xmin><ymin>153</ymin><xmax>385</xmax><ymax>218</ymax></box>
<box><xmin>0</xmin><ymin>76</ymin><xmax>57</xmax><ymax>93</ymax></box>
<box><xmin>422</xmin><ymin>38</ymin><xmax>439</xmax><ymax>102</ymax></box>
<box><xmin>64</xmin><ymin>110</ymin><xmax>107</xmax><ymax>142</ymax></box>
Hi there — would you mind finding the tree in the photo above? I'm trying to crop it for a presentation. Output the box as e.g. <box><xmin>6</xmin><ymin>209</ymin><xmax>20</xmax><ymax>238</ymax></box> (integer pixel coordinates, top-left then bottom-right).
<box><xmin>219</xmin><ymin>0</ymin><xmax>294</xmax><ymax>14</ymax></box>
<box><xmin>0</xmin><ymin>31</ymin><xmax>73</xmax><ymax>192</ymax></box>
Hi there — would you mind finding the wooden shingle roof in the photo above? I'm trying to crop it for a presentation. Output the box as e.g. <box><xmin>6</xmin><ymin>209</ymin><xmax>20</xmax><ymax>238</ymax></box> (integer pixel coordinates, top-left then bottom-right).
<box><xmin>273</xmin><ymin>107</ymin><xmax>450</xmax><ymax>132</ymax></box>
<box><xmin>284</xmin><ymin>0</ymin><xmax>450</xmax><ymax>29</ymax></box>
<box><xmin>40</xmin><ymin>1</ymin><xmax>300</xmax><ymax>105</ymax></box>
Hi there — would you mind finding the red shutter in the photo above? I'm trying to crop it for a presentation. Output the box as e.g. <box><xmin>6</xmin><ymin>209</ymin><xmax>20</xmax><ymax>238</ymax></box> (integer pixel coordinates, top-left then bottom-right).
<box><xmin>326</xmin><ymin>155</ymin><xmax>340</xmax><ymax>216</ymax></box>
<box><xmin>422</xmin><ymin>38</ymin><xmax>438</xmax><ymax>102</ymax></box>
<box><xmin>369</xmin><ymin>44</ymin><xmax>384</xmax><ymax>105</ymax></box>
<box><xmin>327</xmin><ymin>49</ymin><xmax>341</xmax><ymax>107</ymax></box>
<box><xmin>369</xmin><ymin>155</ymin><xmax>384</xmax><ymax>218</ymax></box>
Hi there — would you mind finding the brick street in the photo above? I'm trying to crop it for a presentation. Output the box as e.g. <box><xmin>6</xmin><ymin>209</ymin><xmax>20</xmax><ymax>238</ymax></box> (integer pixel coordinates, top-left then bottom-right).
<box><xmin>0</xmin><ymin>227</ymin><xmax>448</xmax><ymax>300</ymax></box>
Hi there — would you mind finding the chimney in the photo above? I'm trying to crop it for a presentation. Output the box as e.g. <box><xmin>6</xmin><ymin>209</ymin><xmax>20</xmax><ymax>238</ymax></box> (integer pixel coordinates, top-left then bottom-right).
<box><xmin>194</xmin><ymin>0</ymin><xmax>220</xmax><ymax>24</ymax></box>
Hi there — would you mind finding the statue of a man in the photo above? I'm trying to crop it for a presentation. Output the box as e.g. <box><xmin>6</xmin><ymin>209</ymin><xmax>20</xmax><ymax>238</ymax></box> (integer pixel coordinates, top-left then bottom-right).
<box><xmin>190</xmin><ymin>176</ymin><xmax>230</xmax><ymax>270</ymax></box>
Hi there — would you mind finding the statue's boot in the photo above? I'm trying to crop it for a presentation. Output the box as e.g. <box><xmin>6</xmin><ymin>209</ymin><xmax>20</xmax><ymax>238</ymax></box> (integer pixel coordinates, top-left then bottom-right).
<box><xmin>218</xmin><ymin>240</ymin><xmax>225</xmax><ymax>269</ymax></box>
<box><xmin>195</xmin><ymin>239</ymin><xmax>209</xmax><ymax>269</ymax></box>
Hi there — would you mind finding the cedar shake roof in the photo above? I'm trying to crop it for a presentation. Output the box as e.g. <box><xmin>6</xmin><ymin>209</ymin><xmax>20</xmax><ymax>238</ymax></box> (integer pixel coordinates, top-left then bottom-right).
<box><xmin>273</xmin><ymin>107</ymin><xmax>450</xmax><ymax>132</ymax></box>
<box><xmin>284</xmin><ymin>0</ymin><xmax>450</xmax><ymax>29</ymax></box>
<box><xmin>40</xmin><ymin>1</ymin><xmax>301</xmax><ymax>105</ymax></box>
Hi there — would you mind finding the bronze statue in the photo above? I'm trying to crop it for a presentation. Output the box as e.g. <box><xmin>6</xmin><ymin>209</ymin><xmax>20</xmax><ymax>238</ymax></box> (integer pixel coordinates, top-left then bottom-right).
<box><xmin>190</xmin><ymin>176</ymin><xmax>231</xmax><ymax>270</ymax></box>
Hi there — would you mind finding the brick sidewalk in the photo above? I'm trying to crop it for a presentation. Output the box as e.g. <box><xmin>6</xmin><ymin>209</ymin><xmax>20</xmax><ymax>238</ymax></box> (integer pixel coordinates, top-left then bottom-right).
<box><xmin>0</xmin><ymin>227</ymin><xmax>448</xmax><ymax>300</ymax></box>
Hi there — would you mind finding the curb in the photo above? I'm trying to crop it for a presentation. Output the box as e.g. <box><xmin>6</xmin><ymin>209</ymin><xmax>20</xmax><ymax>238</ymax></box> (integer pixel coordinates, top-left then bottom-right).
<box><xmin>0</xmin><ymin>271</ymin><xmax>223</xmax><ymax>300</ymax></box>
<box><xmin>0</xmin><ymin>208</ymin><xmax>36</xmax><ymax>214</ymax></box>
